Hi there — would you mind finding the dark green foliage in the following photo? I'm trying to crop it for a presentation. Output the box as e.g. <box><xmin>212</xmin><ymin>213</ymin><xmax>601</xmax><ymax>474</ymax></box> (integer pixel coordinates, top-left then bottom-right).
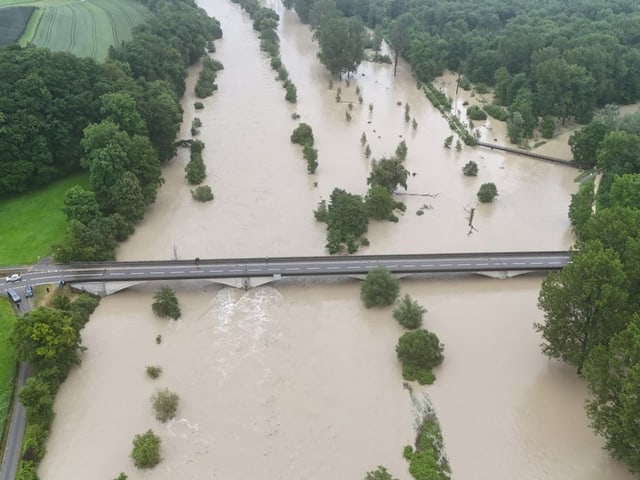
<box><xmin>403</xmin><ymin>407</ymin><xmax>451</xmax><ymax>480</ymax></box>
<box><xmin>195</xmin><ymin>56</ymin><xmax>223</xmax><ymax>98</ymax></box>
<box><xmin>536</xmin><ymin>242</ymin><xmax>629</xmax><ymax>373</ymax></box>
<box><xmin>285</xmin><ymin>81</ymin><xmax>297</xmax><ymax>103</ymax></box>
<box><xmin>483</xmin><ymin>104</ymin><xmax>509</xmax><ymax>122</ymax></box>
<box><xmin>466</xmin><ymin>105</ymin><xmax>487</xmax><ymax>121</ymax></box>
<box><xmin>540</xmin><ymin>116</ymin><xmax>556</xmax><ymax>138</ymax></box>
<box><xmin>583</xmin><ymin>317</ymin><xmax>640</xmax><ymax>474</ymax></box>
<box><xmin>194</xmin><ymin>101</ymin><xmax>204</xmax><ymax>110</ymax></box>
<box><xmin>365</xmin><ymin>185</ymin><xmax>405</xmax><ymax>222</ymax></box>
<box><xmin>462</xmin><ymin>161</ymin><xmax>478</xmax><ymax>177</ymax></box>
<box><xmin>423</xmin><ymin>84</ymin><xmax>451</xmax><ymax>113</ymax></box>
<box><xmin>151</xmin><ymin>388</ymin><xmax>179</xmax><ymax>423</ymax></box>
<box><xmin>443</xmin><ymin>136</ymin><xmax>453</xmax><ymax>148</ymax></box>
<box><xmin>114</xmin><ymin>474</ymin><xmax>128</xmax><ymax>480</ymax></box>
<box><xmin>477</xmin><ymin>183</ymin><xmax>498</xmax><ymax>203</ymax></box>
<box><xmin>395</xmin><ymin>140</ymin><xmax>408</xmax><ymax>161</ymax></box>
<box><xmin>396</xmin><ymin>330</ymin><xmax>444</xmax><ymax>384</ymax></box>
<box><xmin>393</xmin><ymin>294</ymin><xmax>426</xmax><ymax>329</ymax></box>
<box><xmin>364</xmin><ymin>466</ymin><xmax>398</xmax><ymax>480</ymax></box>
<box><xmin>152</xmin><ymin>287</ymin><xmax>181</xmax><ymax>320</ymax></box>
<box><xmin>569</xmin><ymin>121</ymin><xmax>611</xmax><ymax>168</ymax></box>
<box><xmin>185</xmin><ymin>148</ymin><xmax>206</xmax><ymax>185</ymax></box>
<box><xmin>19</xmin><ymin>378</ymin><xmax>54</xmax><ymax>431</ymax></box>
<box><xmin>303</xmin><ymin>144</ymin><xmax>318</xmax><ymax>173</ymax></box>
<box><xmin>316</xmin><ymin>15</ymin><xmax>365</xmax><ymax>77</ymax></box>
<box><xmin>131</xmin><ymin>430</ymin><xmax>161</xmax><ymax>469</ymax></box>
<box><xmin>146</xmin><ymin>365</ymin><xmax>162</xmax><ymax>379</ymax></box>
<box><xmin>316</xmin><ymin>188</ymin><xmax>369</xmax><ymax>254</ymax></box>
<box><xmin>360</xmin><ymin>267</ymin><xmax>400</xmax><ymax>308</ymax></box>
<box><xmin>367</xmin><ymin>158</ymin><xmax>409</xmax><ymax>193</ymax></box>
<box><xmin>16</xmin><ymin>460</ymin><xmax>39</xmax><ymax>480</ymax></box>
<box><xmin>192</xmin><ymin>185</ymin><xmax>214</xmax><ymax>202</ymax></box>
<box><xmin>568</xmin><ymin>179</ymin><xmax>595</xmax><ymax>236</ymax></box>
<box><xmin>291</xmin><ymin>123</ymin><xmax>314</xmax><ymax>146</ymax></box>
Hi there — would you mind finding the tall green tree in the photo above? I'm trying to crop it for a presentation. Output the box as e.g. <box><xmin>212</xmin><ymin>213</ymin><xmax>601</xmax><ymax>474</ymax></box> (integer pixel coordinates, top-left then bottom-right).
<box><xmin>389</xmin><ymin>14</ymin><xmax>413</xmax><ymax>77</ymax></box>
<box><xmin>583</xmin><ymin>317</ymin><xmax>640</xmax><ymax>474</ymax></box>
<box><xmin>535</xmin><ymin>241</ymin><xmax>629</xmax><ymax>373</ymax></box>
<box><xmin>152</xmin><ymin>287</ymin><xmax>181</xmax><ymax>320</ymax></box>
<box><xmin>316</xmin><ymin>15</ymin><xmax>365</xmax><ymax>77</ymax></box>
<box><xmin>360</xmin><ymin>266</ymin><xmax>400</xmax><ymax>308</ymax></box>
<box><xmin>367</xmin><ymin>157</ymin><xmax>409</xmax><ymax>193</ymax></box>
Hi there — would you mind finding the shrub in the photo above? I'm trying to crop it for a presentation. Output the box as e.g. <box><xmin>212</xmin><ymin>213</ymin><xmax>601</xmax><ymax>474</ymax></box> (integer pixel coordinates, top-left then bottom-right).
<box><xmin>131</xmin><ymin>430</ymin><xmax>161</xmax><ymax>469</ymax></box>
<box><xmin>458</xmin><ymin>75</ymin><xmax>471</xmax><ymax>90</ymax></box>
<box><xmin>395</xmin><ymin>140</ymin><xmax>408</xmax><ymax>161</ymax></box>
<box><xmin>393</xmin><ymin>295</ymin><xmax>426</xmax><ymax>329</ymax></box>
<box><xmin>146</xmin><ymin>365</ymin><xmax>162</xmax><ymax>379</ymax></box>
<box><xmin>444</xmin><ymin>135</ymin><xmax>453</xmax><ymax>148</ymax></box>
<box><xmin>462</xmin><ymin>161</ymin><xmax>478</xmax><ymax>176</ymax></box>
<box><xmin>285</xmin><ymin>82</ymin><xmax>297</xmax><ymax>103</ymax></box>
<box><xmin>484</xmin><ymin>104</ymin><xmax>508</xmax><ymax>121</ymax></box>
<box><xmin>192</xmin><ymin>185</ymin><xmax>214</xmax><ymax>202</ymax></box>
<box><xmin>194</xmin><ymin>102</ymin><xmax>204</xmax><ymax>110</ymax></box>
<box><xmin>270</xmin><ymin>56</ymin><xmax>282</xmax><ymax>70</ymax></box>
<box><xmin>151</xmin><ymin>388</ymin><xmax>180</xmax><ymax>423</ymax></box>
<box><xmin>16</xmin><ymin>461</ymin><xmax>39</xmax><ymax>480</ymax></box>
<box><xmin>114</xmin><ymin>474</ymin><xmax>128</xmax><ymax>480</ymax></box>
<box><xmin>365</xmin><ymin>466</ymin><xmax>399</xmax><ymax>479</ymax></box>
<box><xmin>291</xmin><ymin>123</ymin><xmax>314</xmax><ymax>145</ymax></box>
<box><xmin>396</xmin><ymin>329</ymin><xmax>444</xmax><ymax>384</ymax></box>
<box><xmin>467</xmin><ymin>105</ymin><xmax>487</xmax><ymax>120</ymax></box>
<box><xmin>541</xmin><ymin>116</ymin><xmax>555</xmax><ymax>138</ymax></box>
<box><xmin>477</xmin><ymin>182</ymin><xmax>498</xmax><ymax>203</ymax></box>
<box><xmin>360</xmin><ymin>267</ymin><xmax>400</xmax><ymax>308</ymax></box>
<box><xmin>21</xmin><ymin>423</ymin><xmax>48</xmax><ymax>463</ymax></box>
<box><xmin>185</xmin><ymin>153</ymin><xmax>206</xmax><ymax>184</ymax></box>
<box><xmin>303</xmin><ymin>144</ymin><xmax>318</xmax><ymax>174</ymax></box>
<box><xmin>151</xmin><ymin>287</ymin><xmax>181</xmax><ymax>320</ymax></box>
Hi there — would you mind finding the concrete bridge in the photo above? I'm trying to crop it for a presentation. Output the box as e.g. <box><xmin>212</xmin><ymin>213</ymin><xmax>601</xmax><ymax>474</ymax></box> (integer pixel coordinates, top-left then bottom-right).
<box><xmin>2</xmin><ymin>251</ymin><xmax>571</xmax><ymax>296</ymax></box>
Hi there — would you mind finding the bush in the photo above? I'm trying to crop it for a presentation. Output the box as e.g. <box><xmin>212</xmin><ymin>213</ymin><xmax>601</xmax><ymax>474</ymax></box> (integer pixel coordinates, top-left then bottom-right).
<box><xmin>303</xmin><ymin>144</ymin><xmax>318</xmax><ymax>173</ymax></box>
<box><xmin>185</xmin><ymin>153</ymin><xmax>206</xmax><ymax>185</ymax></box>
<box><xmin>131</xmin><ymin>430</ymin><xmax>161</xmax><ymax>469</ymax></box>
<box><xmin>191</xmin><ymin>185</ymin><xmax>214</xmax><ymax>202</ymax></box>
<box><xmin>360</xmin><ymin>267</ymin><xmax>400</xmax><ymax>308</ymax></box>
<box><xmin>477</xmin><ymin>182</ymin><xmax>498</xmax><ymax>203</ymax></box>
<box><xmin>462</xmin><ymin>161</ymin><xmax>478</xmax><ymax>176</ymax></box>
<box><xmin>396</xmin><ymin>329</ymin><xmax>444</xmax><ymax>384</ymax></box>
<box><xmin>365</xmin><ymin>466</ymin><xmax>399</xmax><ymax>479</ymax></box>
<box><xmin>114</xmin><ymin>474</ymin><xmax>128</xmax><ymax>480</ymax></box>
<box><xmin>21</xmin><ymin>423</ymin><xmax>48</xmax><ymax>463</ymax></box>
<box><xmin>146</xmin><ymin>365</ymin><xmax>162</xmax><ymax>379</ymax></box>
<box><xmin>16</xmin><ymin>461</ymin><xmax>39</xmax><ymax>480</ymax></box>
<box><xmin>151</xmin><ymin>287</ymin><xmax>181</xmax><ymax>320</ymax></box>
<box><xmin>541</xmin><ymin>116</ymin><xmax>555</xmax><ymax>138</ymax></box>
<box><xmin>395</xmin><ymin>140</ymin><xmax>408</xmax><ymax>161</ymax></box>
<box><xmin>151</xmin><ymin>388</ymin><xmax>179</xmax><ymax>423</ymax></box>
<box><xmin>458</xmin><ymin>75</ymin><xmax>471</xmax><ymax>91</ymax></box>
<box><xmin>285</xmin><ymin>82</ymin><xmax>297</xmax><ymax>103</ymax></box>
<box><xmin>393</xmin><ymin>295</ymin><xmax>426</xmax><ymax>329</ymax></box>
<box><xmin>194</xmin><ymin>102</ymin><xmax>204</xmax><ymax>110</ymax></box>
<box><xmin>270</xmin><ymin>56</ymin><xmax>282</xmax><ymax>70</ymax></box>
<box><xmin>290</xmin><ymin>123</ymin><xmax>314</xmax><ymax>146</ymax></box>
<box><xmin>484</xmin><ymin>104</ymin><xmax>509</xmax><ymax>121</ymax></box>
<box><xmin>466</xmin><ymin>105</ymin><xmax>487</xmax><ymax>120</ymax></box>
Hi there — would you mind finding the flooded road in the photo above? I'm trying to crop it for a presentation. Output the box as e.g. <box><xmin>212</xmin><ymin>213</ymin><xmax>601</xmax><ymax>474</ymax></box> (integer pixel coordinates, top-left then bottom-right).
<box><xmin>38</xmin><ymin>1</ymin><xmax>635</xmax><ymax>479</ymax></box>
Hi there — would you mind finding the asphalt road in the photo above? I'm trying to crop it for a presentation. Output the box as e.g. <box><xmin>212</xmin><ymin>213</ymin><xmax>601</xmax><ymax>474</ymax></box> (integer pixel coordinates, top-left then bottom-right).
<box><xmin>1</xmin><ymin>251</ymin><xmax>570</xmax><ymax>293</ymax></box>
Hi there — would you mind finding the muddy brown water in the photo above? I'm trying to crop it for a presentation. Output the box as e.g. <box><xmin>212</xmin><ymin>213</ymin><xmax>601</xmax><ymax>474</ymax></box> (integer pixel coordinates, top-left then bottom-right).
<box><xmin>38</xmin><ymin>1</ymin><xmax>635</xmax><ymax>479</ymax></box>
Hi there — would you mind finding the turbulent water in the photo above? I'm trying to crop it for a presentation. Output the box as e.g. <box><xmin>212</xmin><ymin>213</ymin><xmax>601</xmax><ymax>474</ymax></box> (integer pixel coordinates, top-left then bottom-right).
<box><xmin>38</xmin><ymin>1</ymin><xmax>636</xmax><ymax>479</ymax></box>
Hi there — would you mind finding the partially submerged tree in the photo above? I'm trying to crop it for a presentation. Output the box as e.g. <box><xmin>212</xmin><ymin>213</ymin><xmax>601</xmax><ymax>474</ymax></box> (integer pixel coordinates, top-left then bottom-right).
<box><xmin>396</xmin><ymin>329</ymin><xmax>444</xmax><ymax>384</ymax></box>
<box><xmin>151</xmin><ymin>388</ymin><xmax>180</xmax><ymax>423</ymax></box>
<box><xmin>393</xmin><ymin>295</ymin><xmax>426</xmax><ymax>329</ymax></box>
<box><xmin>152</xmin><ymin>287</ymin><xmax>181</xmax><ymax>320</ymax></box>
<box><xmin>360</xmin><ymin>267</ymin><xmax>400</xmax><ymax>308</ymax></box>
<box><xmin>131</xmin><ymin>430</ymin><xmax>161</xmax><ymax>469</ymax></box>
<box><xmin>477</xmin><ymin>182</ymin><xmax>498</xmax><ymax>203</ymax></box>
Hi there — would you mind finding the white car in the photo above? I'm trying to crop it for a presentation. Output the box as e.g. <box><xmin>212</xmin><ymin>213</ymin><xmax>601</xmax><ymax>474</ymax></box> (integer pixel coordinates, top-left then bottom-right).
<box><xmin>5</xmin><ymin>274</ymin><xmax>22</xmax><ymax>283</ymax></box>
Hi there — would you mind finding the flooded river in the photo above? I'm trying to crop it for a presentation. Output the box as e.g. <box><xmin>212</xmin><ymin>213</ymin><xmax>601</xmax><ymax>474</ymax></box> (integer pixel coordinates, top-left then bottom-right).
<box><xmin>38</xmin><ymin>1</ymin><xmax>635</xmax><ymax>479</ymax></box>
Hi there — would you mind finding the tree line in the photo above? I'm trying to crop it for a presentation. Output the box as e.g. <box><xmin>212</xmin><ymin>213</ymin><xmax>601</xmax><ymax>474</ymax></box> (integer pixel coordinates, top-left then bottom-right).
<box><xmin>536</xmin><ymin>106</ymin><xmax>640</xmax><ymax>473</ymax></box>
<box><xmin>22</xmin><ymin>0</ymin><xmax>220</xmax><ymax>262</ymax></box>
<box><xmin>287</xmin><ymin>0</ymin><xmax>640</xmax><ymax>143</ymax></box>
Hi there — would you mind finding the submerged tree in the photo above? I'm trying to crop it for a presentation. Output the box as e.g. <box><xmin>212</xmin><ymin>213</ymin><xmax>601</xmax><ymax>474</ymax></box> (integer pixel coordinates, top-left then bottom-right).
<box><xmin>151</xmin><ymin>287</ymin><xmax>181</xmax><ymax>320</ymax></box>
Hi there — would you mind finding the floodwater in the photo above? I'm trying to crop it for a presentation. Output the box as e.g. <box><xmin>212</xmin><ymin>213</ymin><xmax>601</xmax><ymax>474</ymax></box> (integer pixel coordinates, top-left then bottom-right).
<box><xmin>38</xmin><ymin>1</ymin><xmax>636</xmax><ymax>479</ymax></box>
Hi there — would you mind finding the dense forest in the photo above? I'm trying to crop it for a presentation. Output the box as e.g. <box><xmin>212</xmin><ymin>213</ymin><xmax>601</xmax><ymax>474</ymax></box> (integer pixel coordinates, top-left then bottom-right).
<box><xmin>289</xmin><ymin>0</ymin><xmax>640</xmax><ymax>141</ymax></box>
<box><xmin>0</xmin><ymin>0</ymin><xmax>221</xmax><ymax>260</ymax></box>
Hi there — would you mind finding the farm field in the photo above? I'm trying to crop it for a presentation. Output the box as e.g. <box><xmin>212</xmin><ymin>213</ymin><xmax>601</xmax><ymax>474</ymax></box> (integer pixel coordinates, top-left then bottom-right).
<box><xmin>0</xmin><ymin>174</ymin><xmax>89</xmax><ymax>266</ymax></box>
<box><xmin>0</xmin><ymin>6</ymin><xmax>34</xmax><ymax>45</ymax></box>
<box><xmin>0</xmin><ymin>0</ymin><xmax>148</xmax><ymax>60</ymax></box>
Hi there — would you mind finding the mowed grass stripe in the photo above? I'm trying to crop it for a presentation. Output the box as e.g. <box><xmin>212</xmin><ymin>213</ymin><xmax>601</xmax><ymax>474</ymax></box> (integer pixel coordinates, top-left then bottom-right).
<box><xmin>0</xmin><ymin>300</ymin><xmax>17</xmax><ymax>443</ymax></box>
<box><xmin>68</xmin><ymin>2</ymin><xmax>97</xmax><ymax>59</ymax></box>
<box><xmin>0</xmin><ymin>173</ymin><xmax>89</xmax><ymax>266</ymax></box>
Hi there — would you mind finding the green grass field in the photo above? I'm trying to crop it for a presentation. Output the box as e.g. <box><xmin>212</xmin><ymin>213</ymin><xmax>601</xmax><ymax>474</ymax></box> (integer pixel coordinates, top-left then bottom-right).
<box><xmin>0</xmin><ymin>174</ymin><xmax>88</xmax><ymax>266</ymax></box>
<box><xmin>0</xmin><ymin>300</ymin><xmax>17</xmax><ymax>443</ymax></box>
<box><xmin>0</xmin><ymin>0</ymin><xmax>148</xmax><ymax>60</ymax></box>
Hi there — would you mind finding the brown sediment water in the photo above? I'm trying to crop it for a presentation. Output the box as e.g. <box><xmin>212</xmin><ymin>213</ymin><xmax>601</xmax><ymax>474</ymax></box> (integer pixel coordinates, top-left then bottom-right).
<box><xmin>38</xmin><ymin>1</ymin><xmax>635</xmax><ymax>479</ymax></box>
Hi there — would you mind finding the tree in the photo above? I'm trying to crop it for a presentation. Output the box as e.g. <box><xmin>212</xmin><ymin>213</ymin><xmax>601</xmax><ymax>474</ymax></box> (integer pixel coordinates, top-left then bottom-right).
<box><xmin>131</xmin><ymin>429</ymin><xmax>161</xmax><ymax>469</ymax></box>
<box><xmin>367</xmin><ymin>157</ymin><xmax>409</xmax><ymax>193</ymax></box>
<box><xmin>365</xmin><ymin>185</ymin><xmax>405</xmax><ymax>221</ymax></box>
<box><xmin>114</xmin><ymin>474</ymin><xmax>128</xmax><ymax>480</ymax></box>
<box><xmin>540</xmin><ymin>116</ymin><xmax>555</xmax><ymax>138</ymax></box>
<box><xmin>316</xmin><ymin>15</ymin><xmax>365</xmax><ymax>77</ymax></box>
<box><xmin>393</xmin><ymin>295</ymin><xmax>426</xmax><ymax>329</ymax></box>
<box><xmin>290</xmin><ymin>123</ymin><xmax>314</xmax><ymax>145</ymax></box>
<box><xmin>18</xmin><ymin>377</ymin><xmax>54</xmax><ymax>428</ymax></box>
<box><xmin>152</xmin><ymin>287</ymin><xmax>181</xmax><ymax>320</ymax></box>
<box><xmin>477</xmin><ymin>182</ymin><xmax>498</xmax><ymax>203</ymax></box>
<box><xmin>151</xmin><ymin>388</ymin><xmax>180</xmax><ymax>423</ymax></box>
<box><xmin>112</xmin><ymin>171</ymin><xmax>146</xmax><ymax>223</ymax></box>
<box><xmin>360</xmin><ymin>267</ymin><xmax>400</xmax><ymax>308</ymax></box>
<box><xmin>394</xmin><ymin>140</ymin><xmax>408</xmax><ymax>161</ymax></box>
<box><xmin>535</xmin><ymin>241</ymin><xmax>630</xmax><ymax>373</ymax></box>
<box><xmin>583</xmin><ymin>317</ymin><xmax>640</xmax><ymax>474</ymax></box>
<box><xmin>13</xmin><ymin>307</ymin><xmax>82</xmax><ymax>382</ymax></box>
<box><xmin>568</xmin><ymin>178</ymin><xmax>595</xmax><ymax>237</ymax></box>
<box><xmin>322</xmin><ymin>188</ymin><xmax>369</xmax><ymax>254</ymax></box>
<box><xmin>396</xmin><ymin>329</ymin><xmax>444</xmax><ymax>384</ymax></box>
<box><xmin>569</xmin><ymin>121</ymin><xmax>611</xmax><ymax>168</ymax></box>
<box><xmin>579</xmin><ymin>207</ymin><xmax>640</xmax><ymax>257</ymax></box>
<box><xmin>462</xmin><ymin>161</ymin><xmax>478</xmax><ymax>176</ymax></box>
<box><xmin>365</xmin><ymin>466</ymin><xmax>399</xmax><ymax>480</ymax></box>
<box><xmin>99</xmin><ymin>92</ymin><xmax>147</xmax><ymax>137</ymax></box>
<box><xmin>389</xmin><ymin>14</ymin><xmax>413</xmax><ymax>77</ymax></box>
<box><xmin>192</xmin><ymin>185</ymin><xmax>214</xmax><ymax>202</ymax></box>
<box><xmin>62</xmin><ymin>186</ymin><xmax>100</xmax><ymax>224</ymax></box>
<box><xmin>609</xmin><ymin>173</ymin><xmax>640</xmax><ymax>209</ymax></box>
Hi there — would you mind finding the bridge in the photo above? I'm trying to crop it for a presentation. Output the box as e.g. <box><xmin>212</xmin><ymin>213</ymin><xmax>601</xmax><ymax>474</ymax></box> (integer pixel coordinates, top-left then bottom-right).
<box><xmin>475</xmin><ymin>141</ymin><xmax>579</xmax><ymax>168</ymax></box>
<box><xmin>2</xmin><ymin>251</ymin><xmax>571</xmax><ymax>296</ymax></box>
